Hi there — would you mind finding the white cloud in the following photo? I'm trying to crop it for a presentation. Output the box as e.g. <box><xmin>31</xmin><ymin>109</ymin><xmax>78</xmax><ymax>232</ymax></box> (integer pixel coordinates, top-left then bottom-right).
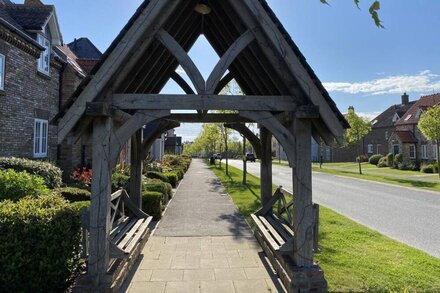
<box><xmin>357</xmin><ymin>111</ymin><xmax>382</xmax><ymax>120</ymax></box>
<box><xmin>323</xmin><ymin>70</ymin><xmax>440</xmax><ymax>96</ymax></box>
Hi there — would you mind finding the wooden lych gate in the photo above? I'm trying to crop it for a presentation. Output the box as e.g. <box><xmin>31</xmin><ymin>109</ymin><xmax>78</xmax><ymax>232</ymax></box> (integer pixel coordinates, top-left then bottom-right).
<box><xmin>55</xmin><ymin>0</ymin><xmax>348</xmax><ymax>291</ymax></box>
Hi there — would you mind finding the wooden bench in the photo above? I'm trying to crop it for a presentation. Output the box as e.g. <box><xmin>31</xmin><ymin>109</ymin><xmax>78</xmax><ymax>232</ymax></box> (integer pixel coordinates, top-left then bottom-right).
<box><xmin>79</xmin><ymin>189</ymin><xmax>152</xmax><ymax>290</ymax></box>
<box><xmin>251</xmin><ymin>187</ymin><xmax>320</xmax><ymax>292</ymax></box>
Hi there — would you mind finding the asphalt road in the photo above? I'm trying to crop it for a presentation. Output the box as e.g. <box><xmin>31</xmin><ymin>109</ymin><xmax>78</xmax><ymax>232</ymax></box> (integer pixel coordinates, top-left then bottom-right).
<box><xmin>227</xmin><ymin>160</ymin><xmax>440</xmax><ymax>258</ymax></box>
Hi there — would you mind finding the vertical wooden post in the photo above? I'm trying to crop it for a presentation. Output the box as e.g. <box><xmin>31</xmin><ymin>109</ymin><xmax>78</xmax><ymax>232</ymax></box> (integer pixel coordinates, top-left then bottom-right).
<box><xmin>130</xmin><ymin>129</ymin><xmax>143</xmax><ymax>208</ymax></box>
<box><xmin>89</xmin><ymin>117</ymin><xmax>112</xmax><ymax>282</ymax></box>
<box><xmin>291</xmin><ymin>118</ymin><xmax>313</xmax><ymax>267</ymax></box>
<box><xmin>260</xmin><ymin>126</ymin><xmax>272</xmax><ymax>207</ymax></box>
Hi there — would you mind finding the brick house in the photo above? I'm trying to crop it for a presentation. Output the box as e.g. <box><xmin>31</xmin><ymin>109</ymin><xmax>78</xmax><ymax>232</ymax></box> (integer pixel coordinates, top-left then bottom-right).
<box><xmin>0</xmin><ymin>0</ymin><xmax>63</xmax><ymax>161</ymax></box>
<box><xmin>363</xmin><ymin>93</ymin><xmax>415</xmax><ymax>157</ymax></box>
<box><xmin>390</xmin><ymin>93</ymin><xmax>440</xmax><ymax>163</ymax></box>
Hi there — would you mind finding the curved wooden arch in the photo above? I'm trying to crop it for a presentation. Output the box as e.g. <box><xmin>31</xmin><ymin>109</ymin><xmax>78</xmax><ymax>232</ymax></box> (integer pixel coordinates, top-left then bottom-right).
<box><xmin>224</xmin><ymin>123</ymin><xmax>261</xmax><ymax>159</ymax></box>
<box><xmin>140</xmin><ymin>120</ymin><xmax>180</xmax><ymax>159</ymax></box>
<box><xmin>110</xmin><ymin>110</ymin><xmax>170</xmax><ymax>167</ymax></box>
<box><xmin>239</xmin><ymin>111</ymin><xmax>296</xmax><ymax>167</ymax></box>
<box><xmin>214</xmin><ymin>72</ymin><xmax>234</xmax><ymax>94</ymax></box>
<box><xmin>170</xmin><ymin>72</ymin><xmax>195</xmax><ymax>95</ymax></box>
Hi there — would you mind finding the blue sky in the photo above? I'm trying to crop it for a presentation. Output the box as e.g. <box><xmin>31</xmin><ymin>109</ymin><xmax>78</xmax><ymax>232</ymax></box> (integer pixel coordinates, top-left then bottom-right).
<box><xmin>44</xmin><ymin>0</ymin><xmax>440</xmax><ymax>141</ymax></box>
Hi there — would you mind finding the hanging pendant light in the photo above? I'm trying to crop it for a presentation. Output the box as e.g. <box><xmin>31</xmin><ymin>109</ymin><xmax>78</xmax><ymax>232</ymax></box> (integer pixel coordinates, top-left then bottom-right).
<box><xmin>195</xmin><ymin>1</ymin><xmax>211</xmax><ymax>15</ymax></box>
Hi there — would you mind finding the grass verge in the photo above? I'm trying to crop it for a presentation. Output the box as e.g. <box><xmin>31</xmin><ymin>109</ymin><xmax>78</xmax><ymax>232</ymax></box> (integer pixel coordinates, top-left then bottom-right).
<box><xmin>209</xmin><ymin>163</ymin><xmax>440</xmax><ymax>292</ymax></box>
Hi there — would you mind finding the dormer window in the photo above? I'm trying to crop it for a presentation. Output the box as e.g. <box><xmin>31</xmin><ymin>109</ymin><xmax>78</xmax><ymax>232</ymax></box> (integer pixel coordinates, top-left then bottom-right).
<box><xmin>392</xmin><ymin>113</ymin><xmax>400</xmax><ymax>123</ymax></box>
<box><xmin>404</xmin><ymin>114</ymin><xmax>412</xmax><ymax>121</ymax></box>
<box><xmin>416</xmin><ymin>108</ymin><xmax>424</xmax><ymax>118</ymax></box>
<box><xmin>37</xmin><ymin>33</ymin><xmax>50</xmax><ymax>75</ymax></box>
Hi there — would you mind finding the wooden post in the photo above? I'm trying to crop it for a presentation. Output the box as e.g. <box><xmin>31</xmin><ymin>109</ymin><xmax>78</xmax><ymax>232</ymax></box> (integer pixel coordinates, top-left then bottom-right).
<box><xmin>88</xmin><ymin>117</ymin><xmax>113</xmax><ymax>282</ymax></box>
<box><xmin>129</xmin><ymin>129</ymin><xmax>143</xmax><ymax>208</ymax></box>
<box><xmin>260</xmin><ymin>127</ymin><xmax>272</xmax><ymax>207</ymax></box>
<box><xmin>291</xmin><ymin>118</ymin><xmax>314</xmax><ymax>267</ymax></box>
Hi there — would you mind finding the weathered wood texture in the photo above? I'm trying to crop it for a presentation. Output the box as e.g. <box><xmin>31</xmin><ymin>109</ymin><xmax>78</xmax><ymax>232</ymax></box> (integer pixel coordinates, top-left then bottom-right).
<box><xmin>140</xmin><ymin>121</ymin><xmax>180</xmax><ymax>159</ymax></box>
<box><xmin>89</xmin><ymin>117</ymin><xmax>113</xmax><ymax>281</ymax></box>
<box><xmin>167</xmin><ymin>114</ymin><xmax>252</xmax><ymax>123</ymax></box>
<box><xmin>112</xmin><ymin>94</ymin><xmax>297</xmax><ymax>111</ymax></box>
<box><xmin>260</xmin><ymin>127</ymin><xmax>272</xmax><ymax>206</ymax></box>
<box><xmin>224</xmin><ymin>123</ymin><xmax>261</xmax><ymax>158</ymax></box>
<box><xmin>291</xmin><ymin>118</ymin><xmax>314</xmax><ymax>267</ymax></box>
<box><xmin>129</xmin><ymin>130</ymin><xmax>143</xmax><ymax>208</ymax></box>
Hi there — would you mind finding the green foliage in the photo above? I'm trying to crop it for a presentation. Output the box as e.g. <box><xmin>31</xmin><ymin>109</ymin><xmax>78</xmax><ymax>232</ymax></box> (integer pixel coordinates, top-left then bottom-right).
<box><xmin>163</xmin><ymin>155</ymin><xmax>191</xmax><ymax>172</ymax></box>
<box><xmin>419</xmin><ymin>106</ymin><xmax>440</xmax><ymax>142</ymax></box>
<box><xmin>56</xmin><ymin>187</ymin><xmax>91</xmax><ymax>203</ymax></box>
<box><xmin>164</xmin><ymin>172</ymin><xmax>178</xmax><ymax>188</ymax></box>
<box><xmin>421</xmin><ymin>164</ymin><xmax>438</xmax><ymax>174</ymax></box>
<box><xmin>146</xmin><ymin>171</ymin><xmax>169</xmax><ymax>183</ymax></box>
<box><xmin>377</xmin><ymin>156</ymin><xmax>388</xmax><ymax>168</ymax></box>
<box><xmin>344</xmin><ymin>108</ymin><xmax>372</xmax><ymax>146</ymax></box>
<box><xmin>397</xmin><ymin>162</ymin><xmax>419</xmax><ymax>171</ymax></box>
<box><xmin>143</xmin><ymin>179</ymin><xmax>172</xmax><ymax>198</ymax></box>
<box><xmin>70</xmin><ymin>200</ymin><xmax>91</xmax><ymax>212</ymax></box>
<box><xmin>0</xmin><ymin>195</ymin><xmax>82</xmax><ymax>292</ymax></box>
<box><xmin>386</xmin><ymin>153</ymin><xmax>394</xmax><ymax>168</ymax></box>
<box><xmin>112</xmin><ymin>172</ymin><xmax>130</xmax><ymax>192</ymax></box>
<box><xmin>142</xmin><ymin>191</ymin><xmax>163</xmax><ymax>220</ymax></box>
<box><xmin>0</xmin><ymin>157</ymin><xmax>62</xmax><ymax>188</ymax></box>
<box><xmin>0</xmin><ymin>169</ymin><xmax>49</xmax><ymax>201</ymax></box>
<box><xmin>368</xmin><ymin>154</ymin><xmax>383</xmax><ymax>165</ymax></box>
<box><xmin>394</xmin><ymin>153</ymin><xmax>403</xmax><ymax>164</ymax></box>
<box><xmin>320</xmin><ymin>0</ymin><xmax>383</xmax><ymax>28</ymax></box>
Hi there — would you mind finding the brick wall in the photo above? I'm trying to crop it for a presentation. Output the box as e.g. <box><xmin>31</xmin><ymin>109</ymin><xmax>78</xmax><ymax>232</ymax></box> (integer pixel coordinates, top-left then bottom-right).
<box><xmin>0</xmin><ymin>39</ymin><xmax>60</xmax><ymax>161</ymax></box>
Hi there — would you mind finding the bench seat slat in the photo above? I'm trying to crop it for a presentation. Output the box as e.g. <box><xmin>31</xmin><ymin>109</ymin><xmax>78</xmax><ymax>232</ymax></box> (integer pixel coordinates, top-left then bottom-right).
<box><xmin>124</xmin><ymin>217</ymin><xmax>152</xmax><ymax>253</ymax></box>
<box><xmin>111</xmin><ymin>218</ymin><xmax>137</xmax><ymax>244</ymax></box>
<box><xmin>266</xmin><ymin>215</ymin><xmax>292</xmax><ymax>241</ymax></box>
<box><xmin>258</xmin><ymin>215</ymin><xmax>285</xmax><ymax>246</ymax></box>
<box><xmin>117</xmin><ymin>218</ymin><xmax>145</xmax><ymax>250</ymax></box>
<box><xmin>251</xmin><ymin>213</ymin><xmax>280</xmax><ymax>251</ymax></box>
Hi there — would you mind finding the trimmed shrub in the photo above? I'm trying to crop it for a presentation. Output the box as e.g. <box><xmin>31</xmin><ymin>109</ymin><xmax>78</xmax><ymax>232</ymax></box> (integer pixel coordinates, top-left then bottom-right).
<box><xmin>164</xmin><ymin>172</ymin><xmax>179</xmax><ymax>188</ymax></box>
<box><xmin>146</xmin><ymin>171</ymin><xmax>169</xmax><ymax>183</ymax></box>
<box><xmin>57</xmin><ymin>187</ymin><xmax>91</xmax><ymax>202</ymax></box>
<box><xmin>112</xmin><ymin>172</ymin><xmax>130</xmax><ymax>192</ymax></box>
<box><xmin>0</xmin><ymin>169</ymin><xmax>49</xmax><ymax>201</ymax></box>
<box><xmin>142</xmin><ymin>191</ymin><xmax>163</xmax><ymax>220</ymax></box>
<box><xmin>398</xmin><ymin>162</ymin><xmax>419</xmax><ymax>171</ymax></box>
<box><xmin>421</xmin><ymin>164</ymin><xmax>435</xmax><ymax>173</ymax></box>
<box><xmin>368</xmin><ymin>154</ymin><xmax>383</xmax><ymax>165</ymax></box>
<box><xmin>70</xmin><ymin>200</ymin><xmax>91</xmax><ymax>212</ymax></box>
<box><xmin>386</xmin><ymin>153</ymin><xmax>394</xmax><ymax>168</ymax></box>
<box><xmin>394</xmin><ymin>153</ymin><xmax>403</xmax><ymax>164</ymax></box>
<box><xmin>143</xmin><ymin>179</ymin><xmax>172</xmax><ymax>198</ymax></box>
<box><xmin>377</xmin><ymin>157</ymin><xmax>388</xmax><ymax>168</ymax></box>
<box><xmin>0</xmin><ymin>157</ymin><xmax>62</xmax><ymax>188</ymax></box>
<box><xmin>0</xmin><ymin>195</ymin><xmax>82</xmax><ymax>292</ymax></box>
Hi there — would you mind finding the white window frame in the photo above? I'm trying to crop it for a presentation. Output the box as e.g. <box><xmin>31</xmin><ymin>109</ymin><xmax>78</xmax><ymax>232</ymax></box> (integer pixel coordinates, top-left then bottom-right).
<box><xmin>409</xmin><ymin>145</ymin><xmax>416</xmax><ymax>159</ymax></box>
<box><xmin>367</xmin><ymin>144</ymin><xmax>373</xmax><ymax>154</ymax></box>
<box><xmin>376</xmin><ymin>144</ymin><xmax>382</xmax><ymax>154</ymax></box>
<box><xmin>37</xmin><ymin>34</ymin><xmax>50</xmax><ymax>75</ymax></box>
<box><xmin>0</xmin><ymin>53</ymin><xmax>5</xmax><ymax>90</ymax></box>
<box><xmin>421</xmin><ymin>145</ymin><xmax>428</xmax><ymax>159</ymax></box>
<box><xmin>33</xmin><ymin>119</ymin><xmax>48</xmax><ymax>158</ymax></box>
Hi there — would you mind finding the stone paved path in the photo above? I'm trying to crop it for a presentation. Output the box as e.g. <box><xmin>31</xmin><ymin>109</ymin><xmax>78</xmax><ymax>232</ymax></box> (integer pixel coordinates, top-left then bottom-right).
<box><xmin>123</xmin><ymin>160</ymin><xmax>284</xmax><ymax>293</ymax></box>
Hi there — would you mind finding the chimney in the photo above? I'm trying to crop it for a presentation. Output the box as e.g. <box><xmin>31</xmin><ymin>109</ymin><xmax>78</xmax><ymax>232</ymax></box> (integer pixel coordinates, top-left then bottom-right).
<box><xmin>348</xmin><ymin>106</ymin><xmax>355</xmax><ymax>113</ymax></box>
<box><xmin>24</xmin><ymin>0</ymin><xmax>44</xmax><ymax>6</ymax></box>
<box><xmin>401</xmin><ymin>93</ymin><xmax>409</xmax><ymax>105</ymax></box>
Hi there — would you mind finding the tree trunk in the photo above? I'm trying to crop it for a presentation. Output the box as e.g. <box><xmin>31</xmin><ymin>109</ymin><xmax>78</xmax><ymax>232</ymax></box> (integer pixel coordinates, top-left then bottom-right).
<box><xmin>225</xmin><ymin>132</ymin><xmax>229</xmax><ymax>176</ymax></box>
<box><xmin>242</xmin><ymin>135</ymin><xmax>247</xmax><ymax>185</ymax></box>
<box><xmin>437</xmin><ymin>139</ymin><xmax>440</xmax><ymax>179</ymax></box>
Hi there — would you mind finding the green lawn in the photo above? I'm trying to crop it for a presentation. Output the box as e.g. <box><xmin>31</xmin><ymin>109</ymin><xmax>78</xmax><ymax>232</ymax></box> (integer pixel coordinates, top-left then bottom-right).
<box><xmin>209</xmin><ymin>163</ymin><xmax>440</xmax><ymax>292</ymax></box>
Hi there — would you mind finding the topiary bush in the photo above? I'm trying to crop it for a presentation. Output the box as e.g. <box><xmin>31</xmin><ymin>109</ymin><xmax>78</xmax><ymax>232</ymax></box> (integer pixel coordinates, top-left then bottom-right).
<box><xmin>164</xmin><ymin>172</ymin><xmax>178</xmax><ymax>188</ymax></box>
<box><xmin>368</xmin><ymin>154</ymin><xmax>383</xmax><ymax>165</ymax></box>
<box><xmin>146</xmin><ymin>171</ymin><xmax>169</xmax><ymax>183</ymax></box>
<box><xmin>398</xmin><ymin>162</ymin><xmax>419</xmax><ymax>171</ymax></box>
<box><xmin>0</xmin><ymin>169</ymin><xmax>49</xmax><ymax>201</ymax></box>
<box><xmin>56</xmin><ymin>187</ymin><xmax>91</xmax><ymax>203</ymax></box>
<box><xmin>112</xmin><ymin>172</ymin><xmax>130</xmax><ymax>192</ymax></box>
<box><xmin>421</xmin><ymin>164</ymin><xmax>435</xmax><ymax>173</ymax></box>
<box><xmin>377</xmin><ymin>157</ymin><xmax>388</xmax><ymax>168</ymax></box>
<box><xmin>0</xmin><ymin>194</ymin><xmax>82</xmax><ymax>292</ymax></box>
<box><xmin>143</xmin><ymin>179</ymin><xmax>172</xmax><ymax>198</ymax></box>
<box><xmin>386</xmin><ymin>153</ymin><xmax>394</xmax><ymax>168</ymax></box>
<box><xmin>0</xmin><ymin>157</ymin><xmax>62</xmax><ymax>188</ymax></box>
<box><xmin>394</xmin><ymin>153</ymin><xmax>403</xmax><ymax>164</ymax></box>
<box><xmin>70</xmin><ymin>200</ymin><xmax>91</xmax><ymax>212</ymax></box>
<box><xmin>142</xmin><ymin>191</ymin><xmax>163</xmax><ymax>220</ymax></box>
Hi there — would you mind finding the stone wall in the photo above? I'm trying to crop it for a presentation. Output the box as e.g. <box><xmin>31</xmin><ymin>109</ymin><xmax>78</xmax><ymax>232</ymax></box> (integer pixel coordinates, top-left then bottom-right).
<box><xmin>0</xmin><ymin>39</ymin><xmax>60</xmax><ymax>161</ymax></box>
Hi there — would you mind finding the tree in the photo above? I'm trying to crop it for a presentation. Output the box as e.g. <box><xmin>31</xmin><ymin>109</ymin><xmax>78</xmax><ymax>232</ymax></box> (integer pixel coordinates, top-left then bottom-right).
<box><xmin>344</xmin><ymin>107</ymin><xmax>371</xmax><ymax>174</ymax></box>
<box><xmin>418</xmin><ymin>105</ymin><xmax>440</xmax><ymax>178</ymax></box>
<box><xmin>321</xmin><ymin>0</ymin><xmax>383</xmax><ymax>28</ymax></box>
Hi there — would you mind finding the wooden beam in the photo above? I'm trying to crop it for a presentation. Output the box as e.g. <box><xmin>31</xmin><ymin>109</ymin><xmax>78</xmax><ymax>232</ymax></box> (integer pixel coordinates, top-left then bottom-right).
<box><xmin>224</xmin><ymin>123</ymin><xmax>261</xmax><ymax>158</ymax></box>
<box><xmin>57</xmin><ymin>0</ymin><xmax>178</xmax><ymax>143</ymax></box>
<box><xmin>112</xmin><ymin>94</ymin><xmax>297</xmax><ymax>111</ymax></box>
<box><xmin>140</xmin><ymin>121</ymin><xmax>180</xmax><ymax>159</ymax></box>
<box><xmin>260</xmin><ymin>127</ymin><xmax>272</xmax><ymax>207</ymax></box>
<box><xmin>166</xmin><ymin>114</ymin><xmax>252</xmax><ymax>123</ymax></box>
<box><xmin>214</xmin><ymin>72</ymin><xmax>234</xmax><ymax>94</ymax></box>
<box><xmin>86</xmin><ymin>102</ymin><xmax>111</xmax><ymax>117</ymax></box>
<box><xmin>129</xmin><ymin>129</ymin><xmax>143</xmax><ymax>209</ymax></box>
<box><xmin>205</xmin><ymin>29</ymin><xmax>255</xmax><ymax>94</ymax></box>
<box><xmin>170</xmin><ymin>71</ymin><xmax>195</xmax><ymax>94</ymax></box>
<box><xmin>156</xmin><ymin>29</ymin><xmax>205</xmax><ymax>94</ymax></box>
<box><xmin>239</xmin><ymin>111</ymin><xmax>296</xmax><ymax>167</ymax></box>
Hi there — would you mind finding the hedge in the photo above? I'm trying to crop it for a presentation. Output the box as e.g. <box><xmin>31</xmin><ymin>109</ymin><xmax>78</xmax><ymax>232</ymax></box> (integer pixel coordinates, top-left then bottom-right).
<box><xmin>142</xmin><ymin>191</ymin><xmax>163</xmax><ymax>220</ymax></box>
<box><xmin>57</xmin><ymin>187</ymin><xmax>91</xmax><ymax>203</ymax></box>
<box><xmin>0</xmin><ymin>169</ymin><xmax>49</xmax><ymax>202</ymax></box>
<box><xmin>112</xmin><ymin>172</ymin><xmax>130</xmax><ymax>192</ymax></box>
<box><xmin>421</xmin><ymin>164</ymin><xmax>438</xmax><ymax>173</ymax></box>
<box><xmin>368</xmin><ymin>154</ymin><xmax>383</xmax><ymax>165</ymax></box>
<box><xmin>0</xmin><ymin>157</ymin><xmax>62</xmax><ymax>188</ymax></box>
<box><xmin>164</xmin><ymin>172</ymin><xmax>178</xmax><ymax>188</ymax></box>
<box><xmin>146</xmin><ymin>171</ymin><xmax>169</xmax><ymax>183</ymax></box>
<box><xmin>143</xmin><ymin>179</ymin><xmax>172</xmax><ymax>198</ymax></box>
<box><xmin>0</xmin><ymin>195</ymin><xmax>82</xmax><ymax>292</ymax></box>
<box><xmin>70</xmin><ymin>200</ymin><xmax>91</xmax><ymax>212</ymax></box>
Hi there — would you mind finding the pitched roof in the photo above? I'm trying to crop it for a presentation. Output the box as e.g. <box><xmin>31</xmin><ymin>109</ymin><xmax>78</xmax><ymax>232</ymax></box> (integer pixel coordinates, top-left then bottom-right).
<box><xmin>396</xmin><ymin>93</ymin><xmax>440</xmax><ymax>126</ymax></box>
<box><xmin>394</xmin><ymin>130</ymin><xmax>418</xmax><ymax>143</ymax></box>
<box><xmin>371</xmin><ymin>101</ymin><xmax>415</xmax><ymax>129</ymax></box>
<box><xmin>55</xmin><ymin>0</ymin><xmax>348</xmax><ymax>143</ymax></box>
<box><xmin>68</xmin><ymin>38</ymin><xmax>102</xmax><ymax>60</ymax></box>
<box><xmin>54</xmin><ymin>45</ymin><xmax>86</xmax><ymax>77</ymax></box>
<box><xmin>3</xmin><ymin>4</ymin><xmax>53</xmax><ymax>31</ymax></box>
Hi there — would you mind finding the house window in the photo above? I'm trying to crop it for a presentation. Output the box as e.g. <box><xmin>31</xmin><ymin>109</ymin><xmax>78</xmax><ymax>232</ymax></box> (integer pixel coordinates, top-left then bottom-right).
<box><xmin>367</xmin><ymin>144</ymin><xmax>373</xmax><ymax>154</ymax></box>
<box><xmin>385</xmin><ymin>131</ymin><xmax>389</xmax><ymax>140</ymax></box>
<box><xmin>34</xmin><ymin>119</ymin><xmax>48</xmax><ymax>158</ymax></box>
<box><xmin>377</xmin><ymin>144</ymin><xmax>382</xmax><ymax>154</ymax></box>
<box><xmin>393</xmin><ymin>145</ymin><xmax>400</xmax><ymax>155</ymax></box>
<box><xmin>409</xmin><ymin>145</ymin><xmax>416</xmax><ymax>159</ymax></box>
<box><xmin>37</xmin><ymin>34</ymin><xmax>50</xmax><ymax>75</ymax></box>
<box><xmin>421</xmin><ymin>145</ymin><xmax>428</xmax><ymax>159</ymax></box>
<box><xmin>0</xmin><ymin>53</ymin><xmax>5</xmax><ymax>90</ymax></box>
